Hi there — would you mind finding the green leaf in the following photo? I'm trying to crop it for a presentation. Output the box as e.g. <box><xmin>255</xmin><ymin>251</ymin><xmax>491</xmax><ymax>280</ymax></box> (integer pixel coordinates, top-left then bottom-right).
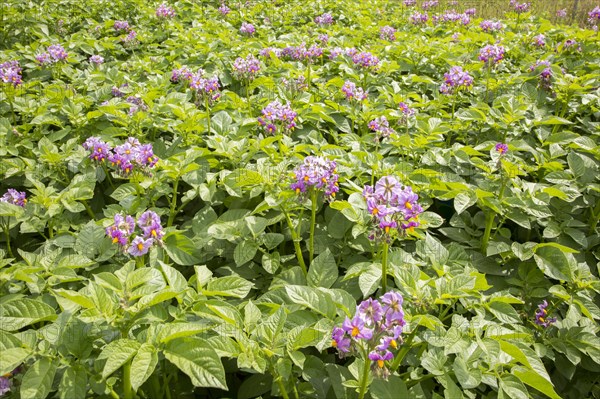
<box><xmin>358</xmin><ymin>266</ymin><xmax>382</xmax><ymax>298</ymax></box>
<box><xmin>164</xmin><ymin>338</ymin><xmax>227</xmax><ymax>390</ymax></box>
<box><xmin>0</xmin><ymin>347</ymin><xmax>29</xmax><ymax>375</ymax></box>
<box><xmin>164</xmin><ymin>233</ymin><xmax>201</xmax><ymax>266</ymax></box>
<box><xmin>454</xmin><ymin>191</ymin><xmax>476</xmax><ymax>215</ymax></box>
<box><xmin>205</xmin><ymin>276</ymin><xmax>254</xmax><ymax>298</ymax></box>
<box><xmin>159</xmin><ymin>322</ymin><xmax>214</xmax><ymax>344</ymax></box>
<box><xmin>487</xmin><ymin>302</ymin><xmax>521</xmax><ymax>324</ymax></box>
<box><xmin>59</xmin><ymin>364</ymin><xmax>87</xmax><ymax>399</ymax></box>
<box><xmin>237</xmin><ymin>373</ymin><xmax>272</xmax><ymax>399</ymax></box>
<box><xmin>370</xmin><ymin>375</ymin><xmax>408</xmax><ymax>399</ymax></box>
<box><xmin>308</xmin><ymin>248</ymin><xmax>338</xmax><ymax>289</ymax></box>
<box><xmin>533</xmin><ymin>246</ymin><xmax>574</xmax><ymax>282</ymax></box>
<box><xmin>285</xmin><ymin>285</ymin><xmax>336</xmax><ymax>319</ymax></box>
<box><xmin>453</xmin><ymin>356</ymin><xmax>481</xmax><ymax>389</ymax></box>
<box><xmin>513</xmin><ymin>366</ymin><xmax>561</xmax><ymax>399</ymax></box>
<box><xmin>130</xmin><ymin>344</ymin><xmax>158</xmax><ymax>392</ymax></box>
<box><xmin>233</xmin><ymin>240</ymin><xmax>258</xmax><ymax>266</ymax></box>
<box><xmin>500</xmin><ymin>374</ymin><xmax>529</xmax><ymax>399</ymax></box>
<box><xmin>98</xmin><ymin>339</ymin><xmax>141</xmax><ymax>379</ymax></box>
<box><xmin>20</xmin><ymin>357</ymin><xmax>58</xmax><ymax>399</ymax></box>
<box><xmin>0</xmin><ymin>298</ymin><xmax>57</xmax><ymax>331</ymax></box>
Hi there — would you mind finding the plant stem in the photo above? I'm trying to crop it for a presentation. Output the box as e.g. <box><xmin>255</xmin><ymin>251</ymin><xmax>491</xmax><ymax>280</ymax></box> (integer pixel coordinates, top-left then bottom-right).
<box><xmin>3</xmin><ymin>222</ymin><xmax>13</xmax><ymax>258</ymax></box>
<box><xmin>167</xmin><ymin>177</ymin><xmax>179</xmax><ymax>227</ymax></box>
<box><xmin>381</xmin><ymin>242</ymin><xmax>389</xmax><ymax>293</ymax></box>
<box><xmin>481</xmin><ymin>210</ymin><xmax>495</xmax><ymax>254</ymax></box>
<box><xmin>205</xmin><ymin>96</ymin><xmax>211</xmax><ymax>134</ymax></box>
<box><xmin>306</xmin><ymin>63</ymin><xmax>311</xmax><ymax>89</ymax></box>
<box><xmin>589</xmin><ymin>200</ymin><xmax>600</xmax><ymax>234</ymax></box>
<box><xmin>390</xmin><ymin>327</ymin><xmax>418</xmax><ymax>371</ymax></box>
<box><xmin>48</xmin><ymin>220</ymin><xmax>54</xmax><ymax>239</ymax></box>
<box><xmin>282</xmin><ymin>208</ymin><xmax>307</xmax><ymax>276</ymax></box>
<box><xmin>485</xmin><ymin>63</ymin><xmax>491</xmax><ymax>103</ymax></box>
<box><xmin>275</xmin><ymin>376</ymin><xmax>291</xmax><ymax>399</ymax></box>
<box><xmin>82</xmin><ymin>200</ymin><xmax>96</xmax><ymax>219</ymax></box>
<box><xmin>309</xmin><ymin>189</ymin><xmax>317</xmax><ymax>264</ymax></box>
<box><xmin>136</xmin><ymin>255</ymin><xmax>144</xmax><ymax>269</ymax></box>
<box><xmin>246</xmin><ymin>79</ymin><xmax>252</xmax><ymax>111</ymax></box>
<box><xmin>3</xmin><ymin>86</ymin><xmax>16</xmax><ymax>124</ymax></box>
<box><xmin>122</xmin><ymin>360</ymin><xmax>132</xmax><ymax>399</ymax></box>
<box><xmin>357</xmin><ymin>351</ymin><xmax>371</xmax><ymax>399</ymax></box>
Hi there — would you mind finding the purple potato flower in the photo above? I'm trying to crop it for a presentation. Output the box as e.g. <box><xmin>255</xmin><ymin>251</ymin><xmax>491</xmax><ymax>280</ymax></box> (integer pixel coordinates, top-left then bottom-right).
<box><xmin>535</xmin><ymin>300</ymin><xmax>557</xmax><ymax>328</ymax></box>
<box><xmin>156</xmin><ymin>3</ymin><xmax>176</xmax><ymax>19</ymax></box>
<box><xmin>479</xmin><ymin>44</ymin><xmax>505</xmax><ymax>65</ymax></box>
<box><xmin>240</xmin><ymin>22</ymin><xmax>255</xmax><ymax>35</ymax></box>
<box><xmin>290</xmin><ymin>156</ymin><xmax>339</xmax><ymax>200</ymax></box>
<box><xmin>128</xmin><ymin>236</ymin><xmax>153</xmax><ymax>257</ymax></box>
<box><xmin>0</xmin><ymin>60</ymin><xmax>22</xmax><ymax>87</ymax></box>
<box><xmin>440</xmin><ymin>66</ymin><xmax>473</xmax><ymax>94</ymax></box>
<box><xmin>495</xmin><ymin>143</ymin><xmax>508</xmax><ymax>155</ymax></box>
<box><xmin>0</xmin><ymin>189</ymin><xmax>27</xmax><ymax>207</ymax></box>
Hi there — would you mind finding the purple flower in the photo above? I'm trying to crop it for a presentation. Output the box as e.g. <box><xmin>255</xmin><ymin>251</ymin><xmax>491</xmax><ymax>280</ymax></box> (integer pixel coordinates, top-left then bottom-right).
<box><xmin>358</xmin><ymin>298</ymin><xmax>384</xmax><ymax>325</ymax></box>
<box><xmin>114</xmin><ymin>20</ymin><xmax>130</xmax><ymax>31</ymax></box>
<box><xmin>480</xmin><ymin>20</ymin><xmax>503</xmax><ymax>32</ymax></box>
<box><xmin>403</xmin><ymin>0</ymin><xmax>416</xmax><ymax>6</ymax></box>
<box><xmin>465</xmin><ymin>8</ymin><xmax>476</xmax><ymax>16</ymax></box>
<box><xmin>36</xmin><ymin>53</ymin><xmax>51</xmax><ymax>65</ymax></box>
<box><xmin>495</xmin><ymin>143</ymin><xmax>508</xmax><ymax>154</ymax></box>
<box><xmin>171</xmin><ymin>66</ymin><xmax>193</xmax><ymax>83</ymax></box>
<box><xmin>48</xmin><ymin>44</ymin><xmax>68</xmax><ymax>61</ymax></box>
<box><xmin>0</xmin><ymin>189</ymin><xmax>27</xmax><ymax>207</ymax></box>
<box><xmin>381</xmin><ymin>291</ymin><xmax>405</xmax><ymax>325</ymax></box>
<box><xmin>291</xmin><ymin>156</ymin><xmax>339</xmax><ymax>200</ymax></box>
<box><xmin>156</xmin><ymin>3</ymin><xmax>176</xmax><ymax>19</ymax></box>
<box><xmin>533</xmin><ymin>34</ymin><xmax>545</xmax><ymax>47</ymax></box>
<box><xmin>368</xmin><ymin>350</ymin><xmax>394</xmax><ymax>378</ymax></box>
<box><xmin>380</xmin><ymin>26</ymin><xmax>396</xmax><ymax>41</ymax></box>
<box><xmin>84</xmin><ymin>136</ymin><xmax>112</xmax><ymax>162</ymax></box>
<box><xmin>315</xmin><ymin>12</ymin><xmax>334</xmax><ymax>25</ymax></box>
<box><xmin>410</xmin><ymin>12</ymin><xmax>429</xmax><ymax>26</ymax></box>
<box><xmin>128</xmin><ymin>236</ymin><xmax>153</xmax><ymax>256</ymax></box>
<box><xmin>218</xmin><ymin>3</ymin><xmax>231</xmax><ymax>15</ymax></box>
<box><xmin>341</xmin><ymin>81</ymin><xmax>367</xmax><ymax>101</ymax></box>
<box><xmin>90</xmin><ymin>55</ymin><xmax>104</xmax><ymax>65</ymax></box>
<box><xmin>240</xmin><ymin>22</ymin><xmax>255</xmax><ymax>35</ymax></box>
<box><xmin>421</xmin><ymin>0</ymin><xmax>438</xmax><ymax>10</ymax></box>
<box><xmin>282</xmin><ymin>75</ymin><xmax>308</xmax><ymax>93</ymax></box>
<box><xmin>588</xmin><ymin>6</ymin><xmax>600</xmax><ymax>24</ymax></box>
<box><xmin>122</xmin><ymin>29</ymin><xmax>138</xmax><ymax>46</ymax></box>
<box><xmin>0</xmin><ymin>60</ymin><xmax>22</xmax><ymax>87</ymax></box>
<box><xmin>440</xmin><ymin>66</ymin><xmax>473</xmax><ymax>94</ymax></box>
<box><xmin>479</xmin><ymin>44</ymin><xmax>505</xmax><ymax>65</ymax></box>
<box><xmin>556</xmin><ymin>9</ymin><xmax>567</xmax><ymax>18</ymax></box>
<box><xmin>352</xmin><ymin>51</ymin><xmax>380</xmax><ymax>69</ymax></box>
<box><xmin>510</xmin><ymin>0</ymin><xmax>530</xmax><ymax>14</ymax></box>
<box><xmin>105</xmin><ymin>213</ymin><xmax>135</xmax><ymax>246</ymax></box>
<box><xmin>535</xmin><ymin>300</ymin><xmax>557</xmax><ymax>328</ymax></box>
<box><xmin>259</xmin><ymin>100</ymin><xmax>298</xmax><ymax>134</ymax></box>
<box><xmin>318</xmin><ymin>34</ymin><xmax>329</xmax><ymax>44</ymax></box>
<box><xmin>232</xmin><ymin>54</ymin><xmax>261</xmax><ymax>81</ymax></box>
<box><xmin>342</xmin><ymin>315</ymin><xmax>373</xmax><ymax>340</ymax></box>
<box><xmin>138</xmin><ymin>210</ymin><xmax>164</xmax><ymax>242</ymax></box>
<box><xmin>368</xmin><ymin>116</ymin><xmax>395</xmax><ymax>140</ymax></box>
<box><xmin>0</xmin><ymin>376</ymin><xmax>11</xmax><ymax>396</ymax></box>
<box><xmin>332</xmin><ymin>327</ymin><xmax>351</xmax><ymax>354</ymax></box>
<box><xmin>398</xmin><ymin>102</ymin><xmax>416</xmax><ymax>122</ymax></box>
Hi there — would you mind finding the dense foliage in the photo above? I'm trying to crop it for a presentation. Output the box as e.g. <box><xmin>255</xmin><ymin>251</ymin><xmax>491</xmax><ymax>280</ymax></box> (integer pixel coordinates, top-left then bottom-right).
<box><xmin>1</xmin><ymin>0</ymin><xmax>599</xmax><ymax>398</ymax></box>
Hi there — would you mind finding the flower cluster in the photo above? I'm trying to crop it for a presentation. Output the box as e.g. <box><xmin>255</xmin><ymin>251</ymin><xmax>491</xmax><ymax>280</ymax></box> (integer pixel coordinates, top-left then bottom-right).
<box><xmin>36</xmin><ymin>44</ymin><xmax>68</xmax><ymax>65</ymax></box>
<box><xmin>89</xmin><ymin>55</ymin><xmax>104</xmax><ymax>65</ymax></box>
<box><xmin>83</xmin><ymin>137</ymin><xmax>158</xmax><ymax>176</ymax></box>
<box><xmin>218</xmin><ymin>3</ymin><xmax>230</xmax><ymax>15</ymax></box>
<box><xmin>106</xmin><ymin>211</ymin><xmax>164</xmax><ymax>256</ymax></box>
<box><xmin>1</xmin><ymin>189</ymin><xmax>27</xmax><ymax>207</ymax></box>
<box><xmin>232</xmin><ymin>55</ymin><xmax>261</xmax><ymax>81</ymax></box>
<box><xmin>258</xmin><ymin>100</ymin><xmax>298</xmax><ymax>134</ymax></box>
<box><xmin>170</xmin><ymin>66</ymin><xmax>194</xmax><ymax>83</ymax></box>
<box><xmin>533</xmin><ymin>34</ymin><xmax>545</xmax><ymax>47</ymax></box>
<box><xmin>379</xmin><ymin>26</ymin><xmax>396</xmax><ymax>41</ymax></box>
<box><xmin>368</xmin><ymin>116</ymin><xmax>395</xmax><ymax>140</ymax></box>
<box><xmin>534</xmin><ymin>300</ymin><xmax>557</xmax><ymax>328</ymax></box>
<box><xmin>440</xmin><ymin>66</ymin><xmax>473</xmax><ymax>94</ymax></box>
<box><xmin>495</xmin><ymin>143</ymin><xmax>508</xmax><ymax>155</ymax></box>
<box><xmin>240</xmin><ymin>22</ymin><xmax>255</xmax><ymax>35</ymax></box>
<box><xmin>398</xmin><ymin>102</ymin><xmax>416</xmax><ymax>122</ymax></box>
<box><xmin>352</xmin><ymin>51</ymin><xmax>380</xmax><ymax>69</ymax></box>
<box><xmin>437</xmin><ymin>11</ymin><xmax>471</xmax><ymax>25</ymax></box>
<box><xmin>114</xmin><ymin>20</ymin><xmax>130</xmax><ymax>31</ymax></box>
<box><xmin>510</xmin><ymin>0</ymin><xmax>530</xmax><ymax>14</ymax></box>
<box><xmin>122</xmin><ymin>30</ymin><xmax>138</xmax><ymax>46</ymax></box>
<box><xmin>156</xmin><ymin>3</ymin><xmax>176</xmax><ymax>19</ymax></box>
<box><xmin>318</xmin><ymin>34</ymin><xmax>329</xmax><ymax>45</ymax></box>
<box><xmin>0</xmin><ymin>60</ymin><xmax>22</xmax><ymax>87</ymax></box>
<box><xmin>479</xmin><ymin>44</ymin><xmax>505</xmax><ymax>65</ymax></box>
<box><xmin>480</xmin><ymin>20</ymin><xmax>503</xmax><ymax>32</ymax></box>
<box><xmin>556</xmin><ymin>9</ymin><xmax>567</xmax><ymax>18</ymax></box>
<box><xmin>363</xmin><ymin>176</ymin><xmax>423</xmax><ymax>240</ymax></box>
<box><xmin>529</xmin><ymin>60</ymin><xmax>552</xmax><ymax>89</ymax></box>
<box><xmin>259</xmin><ymin>47</ymin><xmax>282</xmax><ymax>59</ymax></box>
<box><xmin>126</xmin><ymin>95</ymin><xmax>148</xmax><ymax>115</ymax></box>
<box><xmin>188</xmin><ymin>70</ymin><xmax>221</xmax><ymax>104</ymax></box>
<box><xmin>111</xmin><ymin>83</ymin><xmax>128</xmax><ymax>97</ymax></box>
<box><xmin>589</xmin><ymin>6</ymin><xmax>600</xmax><ymax>22</ymax></box>
<box><xmin>561</xmin><ymin>39</ymin><xmax>580</xmax><ymax>51</ymax></box>
<box><xmin>421</xmin><ymin>0</ymin><xmax>439</xmax><ymax>10</ymax></box>
<box><xmin>0</xmin><ymin>368</ymin><xmax>20</xmax><ymax>396</ymax></box>
<box><xmin>332</xmin><ymin>291</ymin><xmax>406</xmax><ymax>379</ymax></box>
<box><xmin>410</xmin><ymin>12</ymin><xmax>429</xmax><ymax>25</ymax></box>
<box><xmin>315</xmin><ymin>12</ymin><xmax>334</xmax><ymax>25</ymax></box>
<box><xmin>290</xmin><ymin>156</ymin><xmax>339</xmax><ymax>200</ymax></box>
<box><xmin>465</xmin><ymin>8</ymin><xmax>476</xmax><ymax>16</ymax></box>
<box><xmin>403</xmin><ymin>0</ymin><xmax>416</xmax><ymax>6</ymax></box>
<box><xmin>280</xmin><ymin>43</ymin><xmax>323</xmax><ymax>63</ymax></box>
<box><xmin>341</xmin><ymin>81</ymin><xmax>368</xmax><ymax>101</ymax></box>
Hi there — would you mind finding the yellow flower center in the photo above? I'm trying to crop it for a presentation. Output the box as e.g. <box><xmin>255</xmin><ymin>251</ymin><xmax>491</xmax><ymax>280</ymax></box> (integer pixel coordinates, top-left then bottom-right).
<box><xmin>151</xmin><ymin>230</ymin><xmax>157</xmax><ymax>237</ymax></box>
<box><xmin>351</xmin><ymin>326</ymin><xmax>360</xmax><ymax>337</ymax></box>
<box><xmin>377</xmin><ymin>360</ymin><xmax>384</xmax><ymax>368</ymax></box>
<box><xmin>405</xmin><ymin>202</ymin><xmax>412</xmax><ymax>209</ymax></box>
<box><xmin>384</xmin><ymin>226</ymin><xmax>390</xmax><ymax>234</ymax></box>
<box><xmin>372</xmin><ymin>208</ymin><xmax>379</xmax><ymax>216</ymax></box>
<box><xmin>331</xmin><ymin>339</ymin><xmax>337</xmax><ymax>348</ymax></box>
<box><xmin>391</xmin><ymin>340</ymin><xmax>398</xmax><ymax>349</ymax></box>
<box><xmin>112</xmin><ymin>237</ymin><xmax>119</xmax><ymax>243</ymax></box>
<box><xmin>137</xmin><ymin>243</ymin><xmax>144</xmax><ymax>250</ymax></box>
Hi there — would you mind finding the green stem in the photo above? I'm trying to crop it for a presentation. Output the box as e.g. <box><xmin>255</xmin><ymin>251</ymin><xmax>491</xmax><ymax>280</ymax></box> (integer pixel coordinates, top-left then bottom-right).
<box><xmin>485</xmin><ymin>63</ymin><xmax>491</xmax><ymax>103</ymax></box>
<box><xmin>381</xmin><ymin>242</ymin><xmax>389</xmax><ymax>293</ymax></box>
<box><xmin>282</xmin><ymin>208</ymin><xmax>307</xmax><ymax>276</ymax></box>
<box><xmin>481</xmin><ymin>211</ymin><xmax>495</xmax><ymax>254</ymax></box>
<box><xmin>246</xmin><ymin>80</ymin><xmax>252</xmax><ymax>111</ymax></box>
<box><xmin>2</xmin><ymin>86</ymin><xmax>16</xmax><ymax>124</ymax></box>
<box><xmin>205</xmin><ymin>96</ymin><xmax>211</xmax><ymax>134</ymax></box>
<box><xmin>446</xmin><ymin>94</ymin><xmax>457</xmax><ymax>146</ymax></box>
<box><xmin>122</xmin><ymin>359</ymin><xmax>132</xmax><ymax>399</ymax></box>
<box><xmin>357</xmin><ymin>351</ymin><xmax>372</xmax><ymax>399</ymax></box>
<box><xmin>136</xmin><ymin>255</ymin><xmax>144</xmax><ymax>269</ymax></box>
<box><xmin>390</xmin><ymin>327</ymin><xmax>418</xmax><ymax>371</ymax></box>
<box><xmin>589</xmin><ymin>200</ymin><xmax>600</xmax><ymax>234</ymax></box>
<box><xmin>275</xmin><ymin>376</ymin><xmax>291</xmax><ymax>399</ymax></box>
<box><xmin>306</xmin><ymin>63</ymin><xmax>311</xmax><ymax>89</ymax></box>
<box><xmin>48</xmin><ymin>220</ymin><xmax>54</xmax><ymax>239</ymax></box>
<box><xmin>167</xmin><ymin>177</ymin><xmax>179</xmax><ymax>227</ymax></box>
<box><xmin>309</xmin><ymin>189</ymin><xmax>317</xmax><ymax>264</ymax></box>
<box><xmin>82</xmin><ymin>200</ymin><xmax>96</xmax><ymax>219</ymax></box>
<box><xmin>3</xmin><ymin>222</ymin><xmax>13</xmax><ymax>258</ymax></box>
